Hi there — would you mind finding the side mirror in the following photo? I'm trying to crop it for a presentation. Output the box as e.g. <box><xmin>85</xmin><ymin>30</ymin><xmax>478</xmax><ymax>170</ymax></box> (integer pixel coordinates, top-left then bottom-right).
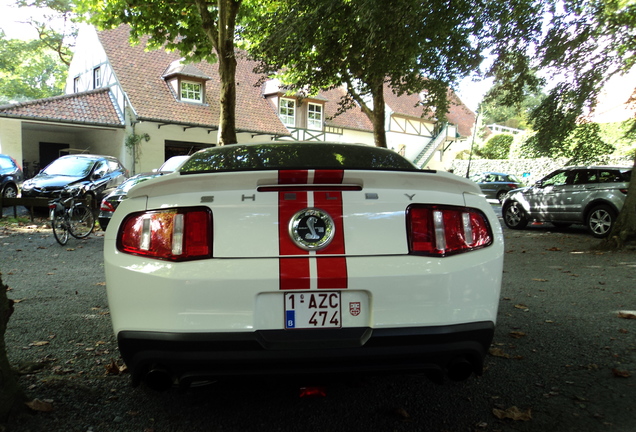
<box><xmin>92</xmin><ymin>172</ymin><xmax>103</xmax><ymax>180</ymax></box>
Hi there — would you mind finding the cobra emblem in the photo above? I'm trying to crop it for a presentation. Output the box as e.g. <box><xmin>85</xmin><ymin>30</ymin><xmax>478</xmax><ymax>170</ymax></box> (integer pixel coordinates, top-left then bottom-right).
<box><xmin>289</xmin><ymin>208</ymin><xmax>335</xmax><ymax>250</ymax></box>
<box><xmin>305</xmin><ymin>216</ymin><xmax>320</xmax><ymax>240</ymax></box>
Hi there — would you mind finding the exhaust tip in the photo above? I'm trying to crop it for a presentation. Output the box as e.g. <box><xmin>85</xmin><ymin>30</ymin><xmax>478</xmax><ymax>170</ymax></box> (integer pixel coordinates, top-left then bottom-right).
<box><xmin>446</xmin><ymin>357</ymin><xmax>473</xmax><ymax>381</ymax></box>
<box><xmin>143</xmin><ymin>366</ymin><xmax>175</xmax><ymax>391</ymax></box>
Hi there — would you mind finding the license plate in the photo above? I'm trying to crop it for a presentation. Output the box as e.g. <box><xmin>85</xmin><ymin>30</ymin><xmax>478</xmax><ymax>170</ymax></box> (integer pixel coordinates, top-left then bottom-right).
<box><xmin>284</xmin><ymin>292</ymin><xmax>341</xmax><ymax>329</ymax></box>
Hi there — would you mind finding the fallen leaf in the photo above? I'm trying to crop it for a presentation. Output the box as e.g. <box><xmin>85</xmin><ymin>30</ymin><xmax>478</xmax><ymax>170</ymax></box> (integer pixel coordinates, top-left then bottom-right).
<box><xmin>617</xmin><ymin>311</ymin><xmax>636</xmax><ymax>320</ymax></box>
<box><xmin>532</xmin><ymin>278</ymin><xmax>548</xmax><ymax>282</ymax></box>
<box><xmin>104</xmin><ymin>359</ymin><xmax>128</xmax><ymax>375</ymax></box>
<box><xmin>546</xmin><ymin>247</ymin><xmax>561</xmax><ymax>251</ymax></box>
<box><xmin>612</xmin><ymin>368</ymin><xmax>631</xmax><ymax>378</ymax></box>
<box><xmin>489</xmin><ymin>347</ymin><xmax>511</xmax><ymax>358</ymax></box>
<box><xmin>509</xmin><ymin>331</ymin><xmax>526</xmax><ymax>339</ymax></box>
<box><xmin>492</xmin><ymin>406</ymin><xmax>532</xmax><ymax>421</ymax></box>
<box><xmin>25</xmin><ymin>399</ymin><xmax>54</xmax><ymax>412</ymax></box>
<box><xmin>394</xmin><ymin>407</ymin><xmax>410</xmax><ymax>419</ymax></box>
<box><xmin>30</xmin><ymin>341</ymin><xmax>49</xmax><ymax>347</ymax></box>
<box><xmin>514</xmin><ymin>304</ymin><xmax>529</xmax><ymax>311</ymax></box>
<box><xmin>95</xmin><ymin>282</ymin><xmax>106</xmax><ymax>286</ymax></box>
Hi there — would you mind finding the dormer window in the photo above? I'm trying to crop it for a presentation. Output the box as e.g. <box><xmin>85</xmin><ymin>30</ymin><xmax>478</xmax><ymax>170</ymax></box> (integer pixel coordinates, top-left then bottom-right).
<box><xmin>279</xmin><ymin>98</ymin><xmax>296</xmax><ymax>127</ymax></box>
<box><xmin>163</xmin><ymin>59</ymin><xmax>211</xmax><ymax>105</ymax></box>
<box><xmin>180</xmin><ymin>81</ymin><xmax>203</xmax><ymax>103</ymax></box>
<box><xmin>308</xmin><ymin>103</ymin><xmax>323</xmax><ymax>130</ymax></box>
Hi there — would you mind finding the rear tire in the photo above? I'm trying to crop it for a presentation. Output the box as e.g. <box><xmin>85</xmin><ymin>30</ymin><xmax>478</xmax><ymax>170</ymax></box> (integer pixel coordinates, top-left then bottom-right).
<box><xmin>69</xmin><ymin>204</ymin><xmax>95</xmax><ymax>239</ymax></box>
<box><xmin>503</xmin><ymin>201</ymin><xmax>528</xmax><ymax>230</ymax></box>
<box><xmin>52</xmin><ymin>215</ymin><xmax>69</xmax><ymax>245</ymax></box>
<box><xmin>496</xmin><ymin>190</ymin><xmax>507</xmax><ymax>203</ymax></box>
<box><xmin>586</xmin><ymin>205</ymin><xmax>616</xmax><ymax>238</ymax></box>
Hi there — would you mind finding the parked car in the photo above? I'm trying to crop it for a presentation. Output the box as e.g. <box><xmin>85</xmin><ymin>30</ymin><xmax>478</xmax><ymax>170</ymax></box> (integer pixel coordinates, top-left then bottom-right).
<box><xmin>21</xmin><ymin>154</ymin><xmax>127</xmax><ymax>208</ymax></box>
<box><xmin>104</xmin><ymin>141</ymin><xmax>504</xmax><ymax>391</ymax></box>
<box><xmin>502</xmin><ymin>165</ymin><xmax>631</xmax><ymax>238</ymax></box>
<box><xmin>98</xmin><ymin>156</ymin><xmax>190</xmax><ymax>231</ymax></box>
<box><xmin>470</xmin><ymin>171</ymin><xmax>524</xmax><ymax>202</ymax></box>
<box><xmin>0</xmin><ymin>154</ymin><xmax>24</xmax><ymax>198</ymax></box>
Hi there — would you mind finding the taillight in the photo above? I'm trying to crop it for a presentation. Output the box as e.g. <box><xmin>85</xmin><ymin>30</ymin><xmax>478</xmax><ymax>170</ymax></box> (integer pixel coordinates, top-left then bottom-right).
<box><xmin>620</xmin><ymin>189</ymin><xmax>628</xmax><ymax>195</ymax></box>
<box><xmin>407</xmin><ymin>205</ymin><xmax>493</xmax><ymax>256</ymax></box>
<box><xmin>117</xmin><ymin>207</ymin><xmax>212</xmax><ymax>261</ymax></box>
<box><xmin>100</xmin><ymin>200</ymin><xmax>116</xmax><ymax>212</ymax></box>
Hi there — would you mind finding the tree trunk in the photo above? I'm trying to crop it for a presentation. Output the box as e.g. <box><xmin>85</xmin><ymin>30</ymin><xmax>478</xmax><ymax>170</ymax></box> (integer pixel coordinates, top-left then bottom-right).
<box><xmin>598</xmin><ymin>156</ymin><xmax>636</xmax><ymax>250</ymax></box>
<box><xmin>196</xmin><ymin>0</ymin><xmax>241</xmax><ymax>145</ymax></box>
<box><xmin>370</xmin><ymin>85</ymin><xmax>388</xmax><ymax>148</ymax></box>
<box><xmin>217</xmin><ymin>52</ymin><xmax>238</xmax><ymax>145</ymax></box>
<box><xmin>353</xmin><ymin>79</ymin><xmax>388</xmax><ymax>148</ymax></box>
<box><xmin>0</xmin><ymin>272</ymin><xmax>26</xmax><ymax>423</ymax></box>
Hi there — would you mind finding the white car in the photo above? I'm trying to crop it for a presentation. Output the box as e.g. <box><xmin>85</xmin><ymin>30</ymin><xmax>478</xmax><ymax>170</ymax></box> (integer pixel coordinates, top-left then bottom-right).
<box><xmin>104</xmin><ymin>142</ymin><xmax>504</xmax><ymax>390</ymax></box>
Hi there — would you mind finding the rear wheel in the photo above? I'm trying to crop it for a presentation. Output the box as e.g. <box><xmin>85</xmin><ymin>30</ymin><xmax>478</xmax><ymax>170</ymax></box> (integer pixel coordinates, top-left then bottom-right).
<box><xmin>69</xmin><ymin>204</ymin><xmax>95</xmax><ymax>239</ymax></box>
<box><xmin>52</xmin><ymin>215</ymin><xmax>69</xmax><ymax>245</ymax></box>
<box><xmin>503</xmin><ymin>201</ymin><xmax>528</xmax><ymax>230</ymax></box>
<box><xmin>586</xmin><ymin>205</ymin><xmax>616</xmax><ymax>238</ymax></box>
<box><xmin>496</xmin><ymin>190</ymin><xmax>507</xmax><ymax>203</ymax></box>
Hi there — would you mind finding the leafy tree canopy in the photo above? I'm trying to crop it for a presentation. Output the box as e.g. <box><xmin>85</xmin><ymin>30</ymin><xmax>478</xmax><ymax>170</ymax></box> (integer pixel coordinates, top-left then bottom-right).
<box><xmin>243</xmin><ymin>0</ymin><xmax>546</xmax><ymax>148</ymax></box>
<box><xmin>0</xmin><ymin>31</ymin><xmax>67</xmax><ymax>104</ymax></box>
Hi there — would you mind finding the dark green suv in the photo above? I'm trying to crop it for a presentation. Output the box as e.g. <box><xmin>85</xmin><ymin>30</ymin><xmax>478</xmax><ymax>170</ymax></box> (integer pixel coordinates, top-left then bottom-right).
<box><xmin>502</xmin><ymin>166</ymin><xmax>631</xmax><ymax>238</ymax></box>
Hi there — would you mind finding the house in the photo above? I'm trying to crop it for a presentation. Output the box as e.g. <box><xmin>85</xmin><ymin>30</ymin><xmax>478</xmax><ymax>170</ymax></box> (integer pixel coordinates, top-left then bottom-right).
<box><xmin>0</xmin><ymin>24</ymin><xmax>476</xmax><ymax>177</ymax></box>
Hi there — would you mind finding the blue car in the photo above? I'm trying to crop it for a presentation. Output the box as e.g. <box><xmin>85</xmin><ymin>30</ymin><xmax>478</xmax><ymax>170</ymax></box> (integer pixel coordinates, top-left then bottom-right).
<box><xmin>0</xmin><ymin>154</ymin><xmax>24</xmax><ymax>198</ymax></box>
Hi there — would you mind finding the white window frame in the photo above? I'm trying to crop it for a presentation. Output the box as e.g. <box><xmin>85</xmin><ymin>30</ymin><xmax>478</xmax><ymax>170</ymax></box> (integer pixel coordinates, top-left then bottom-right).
<box><xmin>73</xmin><ymin>76</ymin><xmax>80</xmax><ymax>93</ymax></box>
<box><xmin>279</xmin><ymin>98</ymin><xmax>296</xmax><ymax>127</ymax></box>
<box><xmin>93</xmin><ymin>67</ymin><xmax>101</xmax><ymax>89</ymax></box>
<box><xmin>180</xmin><ymin>81</ymin><xmax>203</xmax><ymax>103</ymax></box>
<box><xmin>307</xmin><ymin>103</ymin><xmax>323</xmax><ymax>130</ymax></box>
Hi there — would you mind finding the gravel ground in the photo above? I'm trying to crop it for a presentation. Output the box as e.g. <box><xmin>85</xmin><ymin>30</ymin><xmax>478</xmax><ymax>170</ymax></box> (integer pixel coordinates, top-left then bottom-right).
<box><xmin>1</xmin><ymin>213</ymin><xmax>635</xmax><ymax>432</ymax></box>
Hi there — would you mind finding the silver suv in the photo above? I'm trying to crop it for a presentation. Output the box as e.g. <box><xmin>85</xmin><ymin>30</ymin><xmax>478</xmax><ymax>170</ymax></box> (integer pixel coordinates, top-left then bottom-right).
<box><xmin>502</xmin><ymin>166</ymin><xmax>631</xmax><ymax>238</ymax></box>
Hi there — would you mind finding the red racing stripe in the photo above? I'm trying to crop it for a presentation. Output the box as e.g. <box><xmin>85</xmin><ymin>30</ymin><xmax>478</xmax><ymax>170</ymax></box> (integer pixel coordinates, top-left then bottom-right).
<box><xmin>279</xmin><ymin>171</ymin><xmax>309</xmax><ymax>290</ymax></box>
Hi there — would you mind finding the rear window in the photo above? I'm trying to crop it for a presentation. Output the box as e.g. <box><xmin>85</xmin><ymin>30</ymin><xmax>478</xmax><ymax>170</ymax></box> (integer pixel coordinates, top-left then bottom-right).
<box><xmin>179</xmin><ymin>142</ymin><xmax>418</xmax><ymax>174</ymax></box>
<box><xmin>598</xmin><ymin>168</ymin><xmax>632</xmax><ymax>183</ymax></box>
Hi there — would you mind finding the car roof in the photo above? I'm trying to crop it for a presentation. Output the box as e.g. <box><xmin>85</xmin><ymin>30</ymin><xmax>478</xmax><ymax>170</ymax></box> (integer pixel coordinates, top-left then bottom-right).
<box><xmin>57</xmin><ymin>154</ymin><xmax>116</xmax><ymax>161</ymax></box>
<box><xmin>561</xmin><ymin>165</ymin><xmax>632</xmax><ymax>170</ymax></box>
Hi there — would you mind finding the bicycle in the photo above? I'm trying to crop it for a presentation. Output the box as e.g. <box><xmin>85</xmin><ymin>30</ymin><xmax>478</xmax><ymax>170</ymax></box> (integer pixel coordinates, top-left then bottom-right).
<box><xmin>48</xmin><ymin>186</ymin><xmax>96</xmax><ymax>245</ymax></box>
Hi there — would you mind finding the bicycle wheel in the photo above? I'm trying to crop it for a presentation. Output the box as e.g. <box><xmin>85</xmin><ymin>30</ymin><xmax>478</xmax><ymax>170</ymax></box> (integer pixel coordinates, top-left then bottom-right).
<box><xmin>69</xmin><ymin>204</ymin><xmax>95</xmax><ymax>239</ymax></box>
<box><xmin>52</xmin><ymin>214</ymin><xmax>69</xmax><ymax>245</ymax></box>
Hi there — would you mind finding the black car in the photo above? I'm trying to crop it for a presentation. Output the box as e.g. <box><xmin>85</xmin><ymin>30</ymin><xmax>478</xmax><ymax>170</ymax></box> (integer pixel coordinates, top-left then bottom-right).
<box><xmin>0</xmin><ymin>154</ymin><xmax>24</xmax><ymax>199</ymax></box>
<box><xmin>98</xmin><ymin>155</ymin><xmax>190</xmax><ymax>231</ymax></box>
<box><xmin>470</xmin><ymin>171</ymin><xmax>524</xmax><ymax>202</ymax></box>
<box><xmin>21</xmin><ymin>154</ymin><xmax>128</xmax><ymax>208</ymax></box>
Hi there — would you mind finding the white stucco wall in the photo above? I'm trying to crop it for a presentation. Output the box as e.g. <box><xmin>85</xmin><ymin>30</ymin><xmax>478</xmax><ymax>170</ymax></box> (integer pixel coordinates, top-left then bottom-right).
<box><xmin>0</xmin><ymin>119</ymin><xmax>22</xmax><ymax>164</ymax></box>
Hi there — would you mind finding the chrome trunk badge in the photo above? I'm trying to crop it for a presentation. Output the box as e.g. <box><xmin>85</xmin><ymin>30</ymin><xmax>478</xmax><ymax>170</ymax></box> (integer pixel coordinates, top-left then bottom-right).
<box><xmin>289</xmin><ymin>208</ymin><xmax>335</xmax><ymax>250</ymax></box>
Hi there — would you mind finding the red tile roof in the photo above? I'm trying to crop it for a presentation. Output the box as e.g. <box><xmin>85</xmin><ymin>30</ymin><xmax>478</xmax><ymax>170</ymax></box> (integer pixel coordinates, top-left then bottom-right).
<box><xmin>0</xmin><ymin>89</ymin><xmax>123</xmax><ymax>127</ymax></box>
<box><xmin>319</xmin><ymin>84</ymin><xmax>475</xmax><ymax>138</ymax></box>
<box><xmin>97</xmin><ymin>25</ymin><xmax>290</xmax><ymax>136</ymax></box>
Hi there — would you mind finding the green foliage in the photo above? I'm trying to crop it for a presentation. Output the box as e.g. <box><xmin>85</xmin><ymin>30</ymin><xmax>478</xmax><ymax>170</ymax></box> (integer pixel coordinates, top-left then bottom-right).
<box><xmin>15</xmin><ymin>0</ymin><xmax>78</xmax><ymax>66</ymax></box>
<box><xmin>522</xmin><ymin>122</ymin><xmax>615</xmax><ymax>164</ymax></box>
<box><xmin>0</xmin><ymin>32</ymin><xmax>67</xmax><ymax>103</ymax></box>
<box><xmin>476</xmin><ymin>134</ymin><xmax>514</xmax><ymax>160</ymax></box>
<box><xmin>481</xmin><ymin>77</ymin><xmax>547</xmax><ymax>130</ymax></box>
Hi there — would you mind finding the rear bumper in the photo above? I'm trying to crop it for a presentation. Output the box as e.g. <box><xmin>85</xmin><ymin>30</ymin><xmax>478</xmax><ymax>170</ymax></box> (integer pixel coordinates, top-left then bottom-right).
<box><xmin>118</xmin><ymin>321</ymin><xmax>495</xmax><ymax>387</ymax></box>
